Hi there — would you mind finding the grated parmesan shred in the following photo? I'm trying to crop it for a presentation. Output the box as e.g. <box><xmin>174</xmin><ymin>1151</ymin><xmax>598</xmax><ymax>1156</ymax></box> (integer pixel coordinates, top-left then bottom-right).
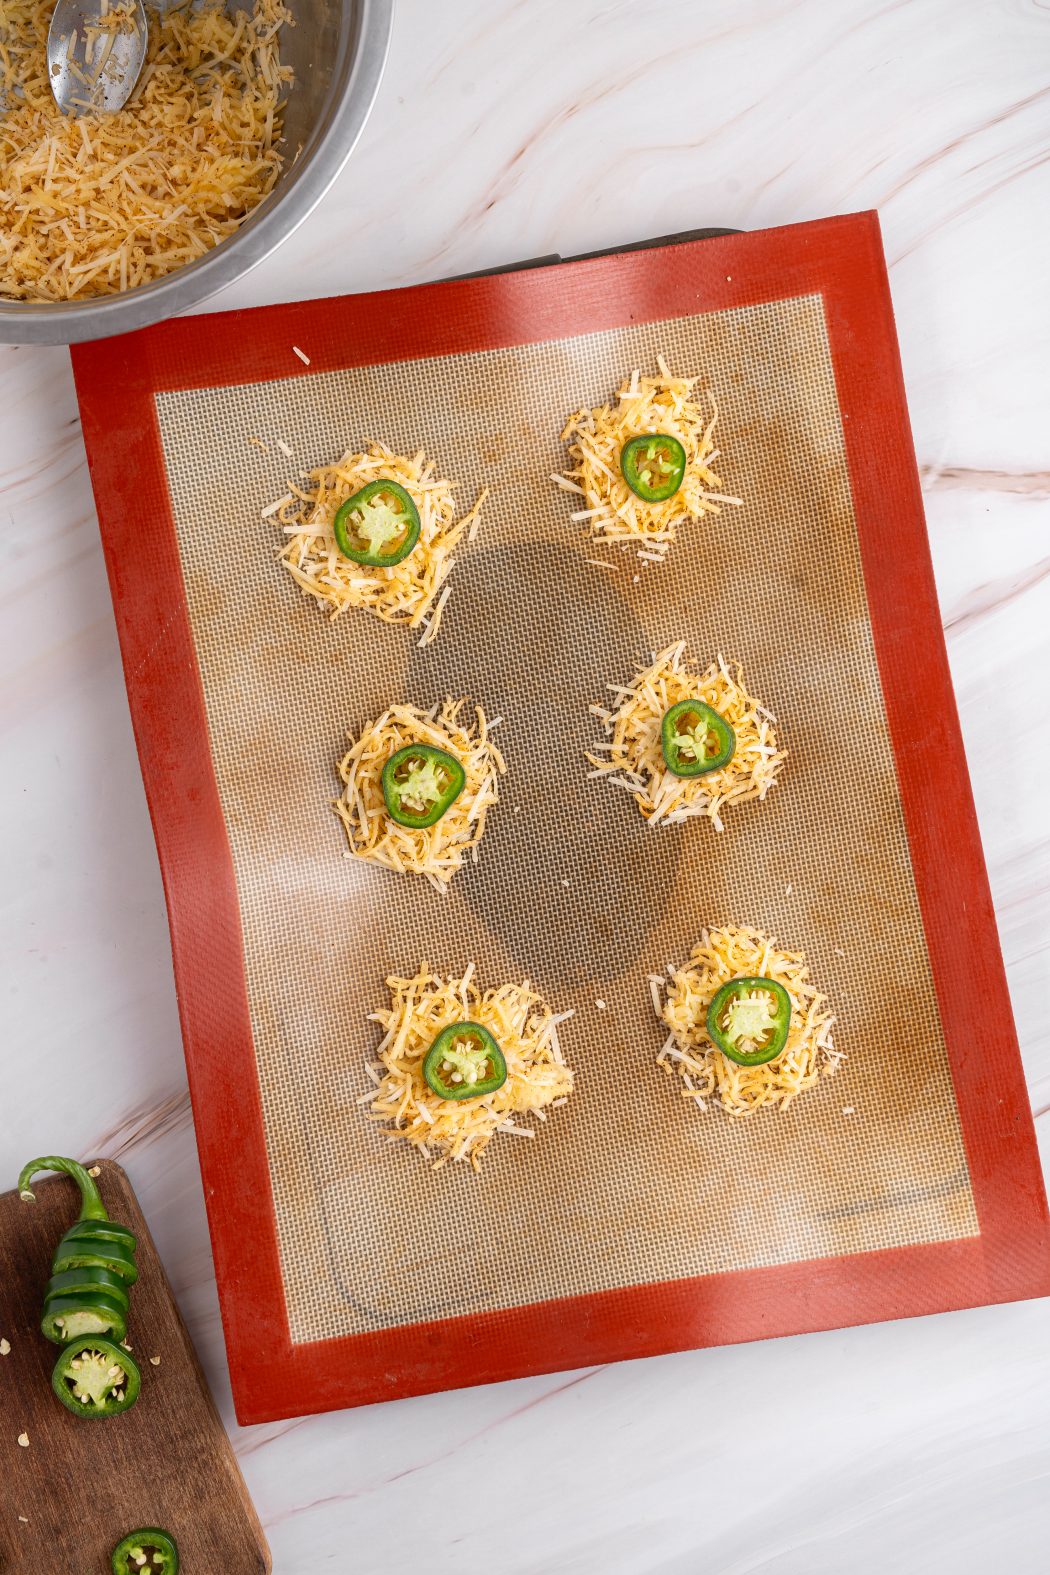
<box><xmin>334</xmin><ymin>699</ymin><xmax>505</xmax><ymax>890</ymax></box>
<box><xmin>587</xmin><ymin>642</ymin><xmax>786</xmax><ymax>830</ymax></box>
<box><xmin>0</xmin><ymin>0</ymin><xmax>293</xmax><ymax>302</ymax></box>
<box><xmin>364</xmin><ymin>965</ymin><xmax>576</xmax><ymax>1171</ymax></box>
<box><xmin>273</xmin><ymin>442</ymin><xmax>487</xmax><ymax>635</ymax></box>
<box><xmin>656</xmin><ymin>925</ymin><xmax>842</xmax><ymax>1116</ymax></box>
<box><xmin>555</xmin><ymin>357</ymin><xmax>743</xmax><ymax>558</ymax></box>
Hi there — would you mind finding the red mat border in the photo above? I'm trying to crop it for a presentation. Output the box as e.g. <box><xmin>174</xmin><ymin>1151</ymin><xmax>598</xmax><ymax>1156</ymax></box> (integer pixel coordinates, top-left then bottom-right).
<box><xmin>72</xmin><ymin>212</ymin><xmax>1050</xmax><ymax>1425</ymax></box>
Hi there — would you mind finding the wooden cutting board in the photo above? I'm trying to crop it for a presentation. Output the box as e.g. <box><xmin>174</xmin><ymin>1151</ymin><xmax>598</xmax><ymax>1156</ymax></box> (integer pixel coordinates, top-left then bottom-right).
<box><xmin>0</xmin><ymin>1160</ymin><xmax>270</xmax><ymax>1572</ymax></box>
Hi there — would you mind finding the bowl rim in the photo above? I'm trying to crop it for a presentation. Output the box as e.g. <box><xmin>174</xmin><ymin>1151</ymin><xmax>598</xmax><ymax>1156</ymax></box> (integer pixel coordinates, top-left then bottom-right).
<box><xmin>0</xmin><ymin>0</ymin><xmax>394</xmax><ymax>345</ymax></box>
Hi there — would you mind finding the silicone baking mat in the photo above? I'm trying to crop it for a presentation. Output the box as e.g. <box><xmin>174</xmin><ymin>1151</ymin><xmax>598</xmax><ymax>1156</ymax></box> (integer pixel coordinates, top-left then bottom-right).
<box><xmin>72</xmin><ymin>213</ymin><xmax>1050</xmax><ymax>1423</ymax></box>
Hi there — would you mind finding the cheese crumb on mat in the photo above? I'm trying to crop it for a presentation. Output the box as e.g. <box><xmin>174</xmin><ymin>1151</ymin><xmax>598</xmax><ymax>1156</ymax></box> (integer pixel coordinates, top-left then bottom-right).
<box><xmin>655</xmin><ymin>925</ymin><xmax>841</xmax><ymax>1116</ymax></box>
<box><xmin>364</xmin><ymin>965</ymin><xmax>576</xmax><ymax>1171</ymax></box>
<box><xmin>274</xmin><ymin>442</ymin><xmax>486</xmax><ymax>636</ymax></box>
<box><xmin>334</xmin><ymin>698</ymin><xmax>505</xmax><ymax>891</ymax></box>
<box><xmin>554</xmin><ymin>356</ymin><xmax>743</xmax><ymax>557</ymax></box>
<box><xmin>0</xmin><ymin>0</ymin><xmax>292</xmax><ymax>302</ymax></box>
<box><xmin>587</xmin><ymin>641</ymin><xmax>786</xmax><ymax>830</ymax></box>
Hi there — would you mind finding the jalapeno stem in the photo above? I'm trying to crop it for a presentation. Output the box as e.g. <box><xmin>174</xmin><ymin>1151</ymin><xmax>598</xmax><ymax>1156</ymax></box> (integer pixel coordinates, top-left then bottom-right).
<box><xmin>18</xmin><ymin>1155</ymin><xmax>109</xmax><ymax>1222</ymax></box>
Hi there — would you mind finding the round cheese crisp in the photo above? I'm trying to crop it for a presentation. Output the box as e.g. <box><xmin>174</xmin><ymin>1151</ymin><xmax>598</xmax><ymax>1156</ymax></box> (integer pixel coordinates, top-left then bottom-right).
<box><xmin>363</xmin><ymin>965</ymin><xmax>575</xmax><ymax>1171</ymax></box>
<box><xmin>554</xmin><ymin>356</ymin><xmax>743</xmax><ymax>560</ymax></box>
<box><xmin>588</xmin><ymin>642</ymin><xmax>786</xmax><ymax>830</ymax></box>
<box><xmin>655</xmin><ymin>925</ymin><xmax>841</xmax><ymax>1116</ymax></box>
<box><xmin>274</xmin><ymin>442</ymin><xmax>486</xmax><ymax>642</ymax></box>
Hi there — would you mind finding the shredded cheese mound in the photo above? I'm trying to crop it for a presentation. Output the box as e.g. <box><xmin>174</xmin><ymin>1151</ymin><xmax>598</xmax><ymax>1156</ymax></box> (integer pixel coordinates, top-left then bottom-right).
<box><xmin>334</xmin><ymin>699</ymin><xmax>505</xmax><ymax>891</ymax></box>
<box><xmin>363</xmin><ymin>964</ymin><xmax>576</xmax><ymax>1171</ymax></box>
<box><xmin>587</xmin><ymin>641</ymin><xmax>786</xmax><ymax>830</ymax></box>
<box><xmin>0</xmin><ymin>0</ymin><xmax>292</xmax><ymax>302</ymax></box>
<box><xmin>554</xmin><ymin>355</ymin><xmax>743</xmax><ymax>558</ymax></box>
<box><xmin>655</xmin><ymin>925</ymin><xmax>841</xmax><ymax>1116</ymax></box>
<box><xmin>275</xmin><ymin>442</ymin><xmax>486</xmax><ymax>641</ymax></box>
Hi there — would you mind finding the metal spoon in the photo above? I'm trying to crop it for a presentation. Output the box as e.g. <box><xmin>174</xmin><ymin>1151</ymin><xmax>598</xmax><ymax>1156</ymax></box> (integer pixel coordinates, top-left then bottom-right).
<box><xmin>47</xmin><ymin>0</ymin><xmax>148</xmax><ymax>116</ymax></box>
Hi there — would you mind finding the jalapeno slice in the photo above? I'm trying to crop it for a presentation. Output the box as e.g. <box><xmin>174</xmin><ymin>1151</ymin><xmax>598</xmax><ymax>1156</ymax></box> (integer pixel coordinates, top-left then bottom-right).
<box><xmin>706</xmin><ymin>976</ymin><xmax>791</xmax><ymax>1065</ymax></box>
<box><xmin>45</xmin><ymin>1264</ymin><xmax>132</xmax><ymax>1306</ymax></box>
<box><xmin>382</xmin><ymin>744</ymin><xmax>466</xmax><ymax>829</ymax></box>
<box><xmin>111</xmin><ymin>1528</ymin><xmax>180</xmax><ymax>1574</ymax></box>
<box><xmin>61</xmin><ymin>1217</ymin><xmax>138</xmax><ymax>1248</ymax></box>
<box><xmin>333</xmin><ymin>479</ymin><xmax>421</xmax><ymax>566</ymax></box>
<box><xmin>661</xmin><ymin>699</ymin><xmax>735</xmax><ymax>777</ymax></box>
<box><xmin>620</xmin><ymin>433</ymin><xmax>687</xmax><ymax>502</ymax></box>
<box><xmin>42</xmin><ymin>1288</ymin><xmax>128</xmax><ymax>1345</ymax></box>
<box><xmin>51</xmin><ymin>1334</ymin><xmax>141</xmax><ymax>1418</ymax></box>
<box><xmin>423</xmin><ymin>1023</ymin><xmax>507</xmax><ymax>1100</ymax></box>
<box><xmin>51</xmin><ymin>1231</ymin><xmax>139</xmax><ymax>1285</ymax></box>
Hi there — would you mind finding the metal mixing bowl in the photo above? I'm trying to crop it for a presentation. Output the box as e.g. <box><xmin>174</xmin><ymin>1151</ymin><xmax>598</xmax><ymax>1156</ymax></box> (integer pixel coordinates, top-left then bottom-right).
<box><xmin>0</xmin><ymin>0</ymin><xmax>393</xmax><ymax>344</ymax></box>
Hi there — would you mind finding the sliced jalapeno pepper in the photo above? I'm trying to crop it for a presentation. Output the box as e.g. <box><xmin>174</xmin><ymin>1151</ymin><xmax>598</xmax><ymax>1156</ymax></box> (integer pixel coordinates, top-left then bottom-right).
<box><xmin>620</xmin><ymin>433</ymin><xmax>687</xmax><ymax>502</ymax></box>
<box><xmin>382</xmin><ymin>744</ymin><xmax>466</xmax><ymax>829</ymax></box>
<box><xmin>706</xmin><ymin>976</ymin><xmax>791</xmax><ymax>1065</ymax></box>
<box><xmin>41</xmin><ymin>1291</ymin><xmax>128</xmax><ymax>1341</ymax></box>
<box><xmin>45</xmin><ymin>1264</ymin><xmax>131</xmax><ymax>1300</ymax></box>
<box><xmin>423</xmin><ymin>1023</ymin><xmax>507</xmax><ymax>1100</ymax></box>
<box><xmin>19</xmin><ymin>1156</ymin><xmax>139</xmax><ymax>1314</ymax></box>
<box><xmin>60</xmin><ymin>1218</ymin><xmax>138</xmax><ymax>1247</ymax></box>
<box><xmin>661</xmin><ymin>699</ymin><xmax>735</xmax><ymax>777</ymax></box>
<box><xmin>112</xmin><ymin>1528</ymin><xmax>180</xmax><ymax>1574</ymax></box>
<box><xmin>333</xmin><ymin>478</ymin><xmax>421</xmax><ymax>566</ymax></box>
<box><xmin>51</xmin><ymin>1334</ymin><xmax>141</xmax><ymax>1418</ymax></box>
<box><xmin>50</xmin><ymin>1229</ymin><xmax>138</xmax><ymax>1285</ymax></box>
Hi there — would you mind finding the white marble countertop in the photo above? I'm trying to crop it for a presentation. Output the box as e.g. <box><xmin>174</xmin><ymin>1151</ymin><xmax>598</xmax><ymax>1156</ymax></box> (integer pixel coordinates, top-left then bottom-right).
<box><xmin>3</xmin><ymin>2</ymin><xmax>1049</xmax><ymax>1570</ymax></box>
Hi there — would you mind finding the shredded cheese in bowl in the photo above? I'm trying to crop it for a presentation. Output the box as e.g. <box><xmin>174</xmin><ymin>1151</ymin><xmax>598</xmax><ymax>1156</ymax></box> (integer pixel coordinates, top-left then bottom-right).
<box><xmin>553</xmin><ymin>356</ymin><xmax>743</xmax><ymax>559</ymax></box>
<box><xmin>275</xmin><ymin>443</ymin><xmax>486</xmax><ymax>641</ymax></box>
<box><xmin>655</xmin><ymin>925</ymin><xmax>841</xmax><ymax>1116</ymax></box>
<box><xmin>587</xmin><ymin>641</ymin><xmax>786</xmax><ymax>830</ymax></box>
<box><xmin>334</xmin><ymin>699</ymin><xmax>504</xmax><ymax>892</ymax></box>
<box><xmin>363</xmin><ymin>964</ymin><xmax>576</xmax><ymax>1171</ymax></box>
<box><xmin>0</xmin><ymin>0</ymin><xmax>292</xmax><ymax>302</ymax></box>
